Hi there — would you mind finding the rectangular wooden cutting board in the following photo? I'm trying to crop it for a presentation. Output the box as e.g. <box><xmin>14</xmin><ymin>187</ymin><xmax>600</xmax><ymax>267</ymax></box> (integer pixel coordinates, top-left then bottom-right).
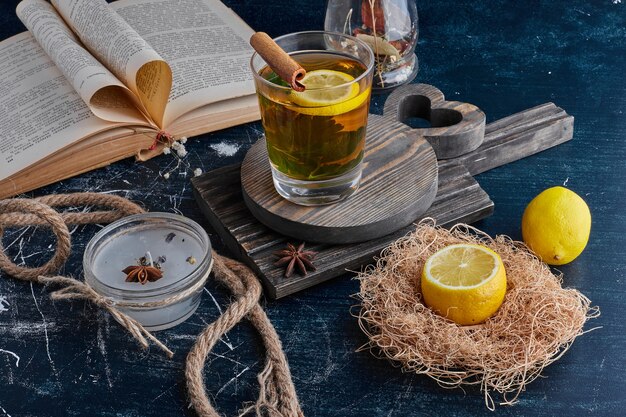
<box><xmin>192</xmin><ymin>103</ymin><xmax>573</xmax><ymax>299</ymax></box>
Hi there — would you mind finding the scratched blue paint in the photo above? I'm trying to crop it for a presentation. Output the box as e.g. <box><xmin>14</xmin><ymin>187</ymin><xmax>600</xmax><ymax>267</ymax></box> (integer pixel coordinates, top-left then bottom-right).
<box><xmin>0</xmin><ymin>0</ymin><xmax>625</xmax><ymax>416</ymax></box>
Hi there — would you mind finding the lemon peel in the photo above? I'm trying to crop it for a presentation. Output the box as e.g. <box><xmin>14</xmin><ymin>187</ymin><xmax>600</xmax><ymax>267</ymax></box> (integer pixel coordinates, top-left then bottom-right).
<box><xmin>287</xmin><ymin>69</ymin><xmax>366</xmax><ymax>116</ymax></box>
<box><xmin>287</xmin><ymin>88</ymin><xmax>369</xmax><ymax>117</ymax></box>
<box><xmin>521</xmin><ymin>186</ymin><xmax>591</xmax><ymax>265</ymax></box>
<box><xmin>421</xmin><ymin>243</ymin><xmax>507</xmax><ymax>325</ymax></box>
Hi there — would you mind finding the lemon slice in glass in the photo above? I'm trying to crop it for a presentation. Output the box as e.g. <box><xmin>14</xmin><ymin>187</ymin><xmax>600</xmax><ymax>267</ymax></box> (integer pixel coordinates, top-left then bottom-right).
<box><xmin>421</xmin><ymin>244</ymin><xmax>507</xmax><ymax>325</ymax></box>
<box><xmin>288</xmin><ymin>69</ymin><xmax>363</xmax><ymax>116</ymax></box>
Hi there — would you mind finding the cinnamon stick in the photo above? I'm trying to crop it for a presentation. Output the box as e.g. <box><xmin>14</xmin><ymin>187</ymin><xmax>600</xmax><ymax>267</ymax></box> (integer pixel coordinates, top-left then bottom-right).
<box><xmin>250</xmin><ymin>32</ymin><xmax>306</xmax><ymax>92</ymax></box>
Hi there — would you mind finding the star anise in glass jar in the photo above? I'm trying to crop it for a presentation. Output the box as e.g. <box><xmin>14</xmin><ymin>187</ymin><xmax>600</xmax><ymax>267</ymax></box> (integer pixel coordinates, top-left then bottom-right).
<box><xmin>273</xmin><ymin>243</ymin><xmax>317</xmax><ymax>278</ymax></box>
<box><xmin>122</xmin><ymin>265</ymin><xmax>163</xmax><ymax>284</ymax></box>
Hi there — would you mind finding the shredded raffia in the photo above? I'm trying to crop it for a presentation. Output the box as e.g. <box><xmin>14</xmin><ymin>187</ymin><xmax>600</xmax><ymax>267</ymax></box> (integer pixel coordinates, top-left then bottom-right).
<box><xmin>356</xmin><ymin>218</ymin><xmax>599</xmax><ymax>410</ymax></box>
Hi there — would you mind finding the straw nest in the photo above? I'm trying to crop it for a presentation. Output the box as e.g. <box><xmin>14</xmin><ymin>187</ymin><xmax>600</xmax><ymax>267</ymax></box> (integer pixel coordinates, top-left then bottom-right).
<box><xmin>356</xmin><ymin>219</ymin><xmax>599</xmax><ymax>409</ymax></box>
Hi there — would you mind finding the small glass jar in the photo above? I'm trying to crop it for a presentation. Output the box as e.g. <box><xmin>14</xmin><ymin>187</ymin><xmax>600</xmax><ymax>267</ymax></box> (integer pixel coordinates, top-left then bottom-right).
<box><xmin>325</xmin><ymin>0</ymin><xmax>419</xmax><ymax>92</ymax></box>
<box><xmin>84</xmin><ymin>213</ymin><xmax>212</xmax><ymax>331</ymax></box>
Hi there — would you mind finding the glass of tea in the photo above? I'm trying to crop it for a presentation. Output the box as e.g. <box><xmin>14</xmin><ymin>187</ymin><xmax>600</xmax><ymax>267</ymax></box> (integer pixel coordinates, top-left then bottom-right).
<box><xmin>251</xmin><ymin>31</ymin><xmax>375</xmax><ymax>206</ymax></box>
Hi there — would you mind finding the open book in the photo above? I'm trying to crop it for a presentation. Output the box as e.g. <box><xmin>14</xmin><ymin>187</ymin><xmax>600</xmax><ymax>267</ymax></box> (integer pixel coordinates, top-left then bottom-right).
<box><xmin>0</xmin><ymin>0</ymin><xmax>260</xmax><ymax>199</ymax></box>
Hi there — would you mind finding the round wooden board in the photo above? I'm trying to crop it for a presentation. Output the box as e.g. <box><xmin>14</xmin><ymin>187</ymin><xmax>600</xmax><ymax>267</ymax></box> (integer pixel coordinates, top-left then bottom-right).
<box><xmin>240</xmin><ymin>114</ymin><xmax>438</xmax><ymax>244</ymax></box>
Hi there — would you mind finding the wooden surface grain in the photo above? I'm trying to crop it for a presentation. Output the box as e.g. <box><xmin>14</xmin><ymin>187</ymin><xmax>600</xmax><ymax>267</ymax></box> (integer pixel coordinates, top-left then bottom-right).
<box><xmin>240</xmin><ymin>111</ymin><xmax>438</xmax><ymax>244</ymax></box>
<box><xmin>194</xmin><ymin>101</ymin><xmax>571</xmax><ymax>299</ymax></box>
<box><xmin>1</xmin><ymin>0</ymin><xmax>625</xmax><ymax>416</ymax></box>
<box><xmin>195</xmin><ymin>157</ymin><xmax>492</xmax><ymax>299</ymax></box>
<box><xmin>383</xmin><ymin>83</ymin><xmax>486</xmax><ymax>158</ymax></box>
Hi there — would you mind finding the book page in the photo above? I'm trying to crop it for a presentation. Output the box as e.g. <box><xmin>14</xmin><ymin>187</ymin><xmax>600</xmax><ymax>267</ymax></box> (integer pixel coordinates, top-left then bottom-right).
<box><xmin>111</xmin><ymin>0</ymin><xmax>257</xmax><ymax>127</ymax></box>
<box><xmin>51</xmin><ymin>0</ymin><xmax>172</xmax><ymax>128</ymax></box>
<box><xmin>0</xmin><ymin>32</ymin><xmax>133</xmax><ymax>181</ymax></box>
<box><xmin>16</xmin><ymin>0</ymin><xmax>149</xmax><ymax>126</ymax></box>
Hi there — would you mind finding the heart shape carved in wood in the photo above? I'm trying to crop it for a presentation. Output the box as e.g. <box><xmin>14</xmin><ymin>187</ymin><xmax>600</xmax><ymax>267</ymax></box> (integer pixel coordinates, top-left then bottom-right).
<box><xmin>383</xmin><ymin>84</ymin><xmax>486</xmax><ymax>159</ymax></box>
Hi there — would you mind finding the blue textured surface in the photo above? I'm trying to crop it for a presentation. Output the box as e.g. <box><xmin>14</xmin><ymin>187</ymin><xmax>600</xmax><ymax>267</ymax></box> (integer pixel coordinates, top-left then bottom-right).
<box><xmin>1</xmin><ymin>0</ymin><xmax>625</xmax><ymax>416</ymax></box>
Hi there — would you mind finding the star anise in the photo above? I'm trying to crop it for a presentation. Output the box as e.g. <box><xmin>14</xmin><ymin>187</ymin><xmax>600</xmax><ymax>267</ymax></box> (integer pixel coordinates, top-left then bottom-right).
<box><xmin>273</xmin><ymin>243</ymin><xmax>317</xmax><ymax>278</ymax></box>
<box><xmin>122</xmin><ymin>265</ymin><xmax>163</xmax><ymax>284</ymax></box>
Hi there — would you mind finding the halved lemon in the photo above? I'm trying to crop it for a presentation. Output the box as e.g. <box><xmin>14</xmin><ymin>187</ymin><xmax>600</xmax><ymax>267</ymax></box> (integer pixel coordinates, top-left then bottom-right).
<box><xmin>288</xmin><ymin>69</ymin><xmax>366</xmax><ymax>116</ymax></box>
<box><xmin>421</xmin><ymin>244</ymin><xmax>507</xmax><ymax>325</ymax></box>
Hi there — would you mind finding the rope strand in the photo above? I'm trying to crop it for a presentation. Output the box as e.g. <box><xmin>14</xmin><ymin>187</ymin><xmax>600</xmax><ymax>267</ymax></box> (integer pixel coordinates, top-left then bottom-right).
<box><xmin>0</xmin><ymin>193</ymin><xmax>172</xmax><ymax>356</ymax></box>
<box><xmin>39</xmin><ymin>274</ymin><xmax>174</xmax><ymax>357</ymax></box>
<box><xmin>0</xmin><ymin>192</ymin><xmax>303</xmax><ymax>416</ymax></box>
<box><xmin>186</xmin><ymin>253</ymin><xmax>303</xmax><ymax>417</ymax></box>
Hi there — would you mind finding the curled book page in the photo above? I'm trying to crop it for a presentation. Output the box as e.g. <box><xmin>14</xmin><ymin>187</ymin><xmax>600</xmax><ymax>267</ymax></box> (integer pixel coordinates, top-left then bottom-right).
<box><xmin>16</xmin><ymin>0</ymin><xmax>149</xmax><ymax>126</ymax></box>
<box><xmin>111</xmin><ymin>0</ymin><xmax>256</xmax><ymax>127</ymax></box>
<box><xmin>0</xmin><ymin>32</ymin><xmax>125</xmax><ymax>181</ymax></box>
<box><xmin>51</xmin><ymin>0</ymin><xmax>172</xmax><ymax>129</ymax></box>
<box><xmin>1</xmin><ymin>0</ymin><xmax>261</xmax><ymax>198</ymax></box>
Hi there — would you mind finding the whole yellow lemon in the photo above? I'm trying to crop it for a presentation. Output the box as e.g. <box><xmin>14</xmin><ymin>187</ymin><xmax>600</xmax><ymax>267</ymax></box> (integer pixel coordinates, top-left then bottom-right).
<box><xmin>521</xmin><ymin>186</ymin><xmax>591</xmax><ymax>265</ymax></box>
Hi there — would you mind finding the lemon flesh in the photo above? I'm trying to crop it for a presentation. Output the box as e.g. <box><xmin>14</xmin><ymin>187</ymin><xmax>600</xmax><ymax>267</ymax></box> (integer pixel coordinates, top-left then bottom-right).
<box><xmin>288</xmin><ymin>69</ymin><xmax>363</xmax><ymax>116</ymax></box>
<box><xmin>421</xmin><ymin>244</ymin><xmax>507</xmax><ymax>325</ymax></box>
<box><xmin>522</xmin><ymin>186</ymin><xmax>591</xmax><ymax>265</ymax></box>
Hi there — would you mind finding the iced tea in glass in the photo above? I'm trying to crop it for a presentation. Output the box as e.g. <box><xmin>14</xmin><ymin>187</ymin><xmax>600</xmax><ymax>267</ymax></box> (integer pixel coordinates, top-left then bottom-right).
<box><xmin>251</xmin><ymin>32</ymin><xmax>375</xmax><ymax>205</ymax></box>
